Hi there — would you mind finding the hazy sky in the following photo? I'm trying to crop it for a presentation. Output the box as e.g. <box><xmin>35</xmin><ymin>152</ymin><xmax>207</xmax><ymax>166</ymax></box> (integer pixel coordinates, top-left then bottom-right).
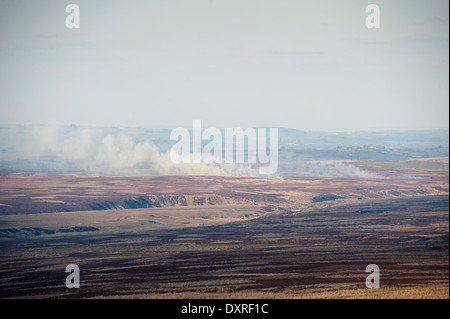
<box><xmin>0</xmin><ymin>0</ymin><xmax>448</xmax><ymax>131</ymax></box>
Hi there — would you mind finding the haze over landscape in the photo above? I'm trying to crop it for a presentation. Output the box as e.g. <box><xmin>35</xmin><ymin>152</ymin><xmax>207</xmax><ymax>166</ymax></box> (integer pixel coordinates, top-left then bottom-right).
<box><xmin>0</xmin><ymin>0</ymin><xmax>448</xmax><ymax>130</ymax></box>
<box><xmin>0</xmin><ymin>125</ymin><xmax>448</xmax><ymax>177</ymax></box>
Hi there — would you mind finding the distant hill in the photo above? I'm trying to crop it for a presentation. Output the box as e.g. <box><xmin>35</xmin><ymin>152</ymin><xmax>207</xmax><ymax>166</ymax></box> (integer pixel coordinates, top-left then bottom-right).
<box><xmin>0</xmin><ymin>125</ymin><xmax>448</xmax><ymax>174</ymax></box>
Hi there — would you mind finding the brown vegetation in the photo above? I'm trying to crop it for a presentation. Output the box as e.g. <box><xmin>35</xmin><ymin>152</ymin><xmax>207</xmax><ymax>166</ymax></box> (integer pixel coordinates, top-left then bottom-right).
<box><xmin>0</xmin><ymin>158</ymin><xmax>448</xmax><ymax>299</ymax></box>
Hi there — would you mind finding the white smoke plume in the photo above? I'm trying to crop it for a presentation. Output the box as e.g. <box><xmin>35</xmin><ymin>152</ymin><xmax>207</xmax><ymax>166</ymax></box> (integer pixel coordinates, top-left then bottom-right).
<box><xmin>0</xmin><ymin>125</ymin><xmax>386</xmax><ymax>178</ymax></box>
<box><xmin>278</xmin><ymin>160</ymin><xmax>384</xmax><ymax>178</ymax></box>
<box><xmin>0</xmin><ymin>125</ymin><xmax>259</xmax><ymax>176</ymax></box>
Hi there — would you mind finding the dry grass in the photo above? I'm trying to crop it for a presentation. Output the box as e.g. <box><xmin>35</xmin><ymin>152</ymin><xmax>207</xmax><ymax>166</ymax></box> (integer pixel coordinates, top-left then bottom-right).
<box><xmin>0</xmin><ymin>161</ymin><xmax>447</xmax><ymax>299</ymax></box>
<box><xmin>0</xmin><ymin>204</ymin><xmax>267</xmax><ymax>234</ymax></box>
<box><xmin>95</xmin><ymin>284</ymin><xmax>449</xmax><ymax>299</ymax></box>
<box><xmin>298</xmin><ymin>284</ymin><xmax>449</xmax><ymax>299</ymax></box>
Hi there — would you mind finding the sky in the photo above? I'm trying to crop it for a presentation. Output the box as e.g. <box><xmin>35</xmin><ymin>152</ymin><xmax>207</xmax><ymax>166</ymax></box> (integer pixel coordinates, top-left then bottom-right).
<box><xmin>0</xmin><ymin>0</ymin><xmax>448</xmax><ymax>131</ymax></box>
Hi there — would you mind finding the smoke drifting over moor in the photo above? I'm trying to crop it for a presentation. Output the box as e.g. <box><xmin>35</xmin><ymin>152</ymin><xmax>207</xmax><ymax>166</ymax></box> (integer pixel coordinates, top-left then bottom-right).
<box><xmin>0</xmin><ymin>125</ymin><xmax>405</xmax><ymax>178</ymax></box>
<box><xmin>0</xmin><ymin>125</ymin><xmax>259</xmax><ymax>176</ymax></box>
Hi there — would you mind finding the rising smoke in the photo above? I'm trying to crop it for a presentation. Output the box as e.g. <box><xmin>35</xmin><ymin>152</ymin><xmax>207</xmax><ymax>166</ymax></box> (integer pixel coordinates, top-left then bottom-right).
<box><xmin>0</xmin><ymin>125</ymin><xmax>259</xmax><ymax>176</ymax></box>
<box><xmin>0</xmin><ymin>125</ymin><xmax>384</xmax><ymax>178</ymax></box>
<box><xmin>277</xmin><ymin>160</ymin><xmax>384</xmax><ymax>178</ymax></box>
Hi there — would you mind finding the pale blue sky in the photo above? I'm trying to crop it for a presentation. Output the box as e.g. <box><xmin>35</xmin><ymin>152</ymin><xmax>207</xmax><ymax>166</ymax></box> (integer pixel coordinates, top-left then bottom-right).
<box><xmin>0</xmin><ymin>0</ymin><xmax>448</xmax><ymax>130</ymax></box>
